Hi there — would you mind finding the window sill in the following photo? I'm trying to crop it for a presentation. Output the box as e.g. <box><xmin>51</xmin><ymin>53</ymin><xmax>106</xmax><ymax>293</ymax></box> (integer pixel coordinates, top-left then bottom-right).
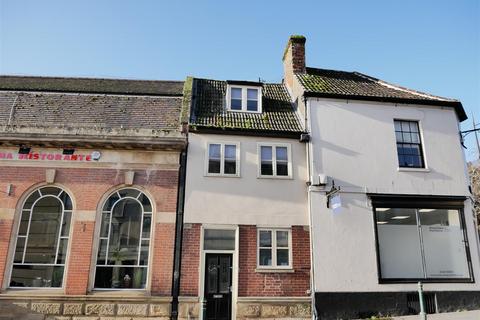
<box><xmin>255</xmin><ymin>268</ymin><xmax>294</xmax><ymax>273</ymax></box>
<box><xmin>226</xmin><ymin>109</ymin><xmax>262</xmax><ymax>114</ymax></box>
<box><xmin>1</xmin><ymin>288</ymin><xmax>65</xmax><ymax>296</ymax></box>
<box><xmin>257</xmin><ymin>175</ymin><xmax>293</xmax><ymax>180</ymax></box>
<box><xmin>379</xmin><ymin>278</ymin><xmax>474</xmax><ymax>284</ymax></box>
<box><xmin>87</xmin><ymin>289</ymin><xmax>152</xmax><ymax>299</ymax></box>
<box><xmin>397</xmin><ymin>167</ymin><xmax>430</xmax><ymax>173</ymax></box>
<box><xmin>204</xmin><ymin>174</ymin><xmax>241</xmax><ymax>178</ymax></box>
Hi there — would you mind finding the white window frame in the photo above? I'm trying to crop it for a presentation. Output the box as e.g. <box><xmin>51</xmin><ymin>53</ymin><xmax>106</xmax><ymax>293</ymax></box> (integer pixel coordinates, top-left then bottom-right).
<box><xmin>226</xmin><ymin>85</ymin><xmax>262</xmax><ymax>113</ymax></box>
<box><xmin>205</xmin><ymin>142</ymin><xmax>241</xmax><ymax>177</ymax></box>
<box><xmin>257</xmin><ymin>143</ymin><xmax>292</xmax><ymax>179</ymax></box>
<box><xmin>9</xmin><ymin>186</ymin><xmax>72</xmax><ymax>289</ymax></box>
<box><xmin>257</xmin><ymin>228</ymin><xmax>292</xmax><ymax>269</ymax></box>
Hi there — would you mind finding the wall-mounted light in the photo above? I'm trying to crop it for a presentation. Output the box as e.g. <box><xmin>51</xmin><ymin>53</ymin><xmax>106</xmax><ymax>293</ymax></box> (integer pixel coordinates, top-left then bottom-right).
<box><xmin>62</xmin><ymin>149</ymin><xmax>75</xmax><ymax>155</ymax></box>
<box><xmin>18</xmin><ymin>146</ymin><xmax>31</xmax><ymax>154</ymax></box>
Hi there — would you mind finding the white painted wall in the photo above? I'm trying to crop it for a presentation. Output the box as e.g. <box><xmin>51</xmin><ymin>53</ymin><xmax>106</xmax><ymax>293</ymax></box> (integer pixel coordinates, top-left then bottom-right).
<box><xmin>307</xmin><ymin>98</ymin><xmax>480</xmax><ymax>292</ymax></box>
<box><xmin>184</xmin><ymin>133</ymin><xmax>308</xmax><ymax>227</ymax></box>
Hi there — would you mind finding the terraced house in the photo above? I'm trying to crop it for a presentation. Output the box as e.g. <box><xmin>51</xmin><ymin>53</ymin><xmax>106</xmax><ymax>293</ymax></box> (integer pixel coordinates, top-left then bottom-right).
<box><xmin>0</xmin><ymin>76</ymin><xmax>187</xmax><ymax>318</ymax></box>
<box><xmin>0</xmin><ymin>35</ymin><xmax>479</xmax><ymax>320</ymax></box>
<box><xmin>178</xmin><ymin>76</ymin><xmax>311</xmax><ymax>319</ymax></box>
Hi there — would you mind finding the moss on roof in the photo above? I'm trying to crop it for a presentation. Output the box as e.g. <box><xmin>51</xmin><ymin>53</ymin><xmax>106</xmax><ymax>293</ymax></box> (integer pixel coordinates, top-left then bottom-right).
<box><xmin>190</xmin><ymin>78</ymin><xmax>303</xmax><ymax>136</ymax></box>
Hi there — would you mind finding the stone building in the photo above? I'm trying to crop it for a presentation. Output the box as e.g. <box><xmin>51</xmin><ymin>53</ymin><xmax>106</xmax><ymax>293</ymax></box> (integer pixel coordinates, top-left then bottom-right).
<box><xmin>0</xmin><ymin>76</ymin><xmax>187</xmax><ymax>318</ymax></box>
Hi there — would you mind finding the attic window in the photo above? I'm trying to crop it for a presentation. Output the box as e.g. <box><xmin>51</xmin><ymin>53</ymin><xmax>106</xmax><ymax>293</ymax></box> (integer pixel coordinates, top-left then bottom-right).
<box><xmin>226</xmin><ymin>85</ymin><xmax>262</xmax><ymax>113</ymax></box>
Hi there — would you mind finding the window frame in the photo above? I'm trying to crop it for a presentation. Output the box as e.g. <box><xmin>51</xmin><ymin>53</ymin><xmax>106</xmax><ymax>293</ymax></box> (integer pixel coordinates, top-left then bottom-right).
<box><xmin>394</xmin><ymin>119</ymin><xmax>426</xmax><ymax>169</ymax></box>
<box><xmin>371</xmin><ymin>195</ymin><xmax>474</xmax><ymax>284</ymax></box>
<box><xmin>257</xmin><ymin>143</ymin><xmax>293</xmax><ymax>179</ymax></box>
<box><xmin>204</xmin><ymin>142</ymin><xmax>241</xmax><ymax>177</ymax></box>
<box><xmin>92</xmin><ymin>187</ymin><xmax>154</xmax><ymax>291</ymax></box>
<box><xmin>226</xmin><ymin>85</ymin><xmax>263</xmax><ymax>113</ymax></box>
<box><xmin>9</xmin><ymin>186</ymin><xmax>73</xmax><ymax>289</ymax></box>
<box><xmin>256</xmin><ymin>228</ymin><xmax>293</xmax><ymax>269</ymax></box>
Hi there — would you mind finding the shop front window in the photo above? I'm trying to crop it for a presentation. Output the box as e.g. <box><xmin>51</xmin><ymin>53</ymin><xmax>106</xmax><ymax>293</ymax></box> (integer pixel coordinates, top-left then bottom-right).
<box><xmin>374</xmin><ymin>202</ymin><xmax>471</xmax><ymax>282</ymax></box>
<box><xmin>94</xmin><ymin>188</ymin><xmax>152</xmax><ymax>289</ymax></box>
<box><xmin>10</xmin><ymin>186</ymin><xmax>72</xmax><ymax>288</ymax></box>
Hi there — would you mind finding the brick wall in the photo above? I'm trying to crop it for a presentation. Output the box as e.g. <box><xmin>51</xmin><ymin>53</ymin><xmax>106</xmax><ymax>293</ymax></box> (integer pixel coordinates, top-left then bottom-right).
<box><xmin>238</xmin><ymin>225</ymin><xmax>310</xmax><ymax>297</ymax></box>
<box><xmin>179</xmin><ymin>224</ymin><xmax>201</xmax><ymax>296</ymax></box>
<box><xmin>65</xmin><ymin>221</ymin><xmax>95</xmax><ymax>295</ymax></box>
<box><xmin>151</xmin><ymin>223</ymin><xmax>175</xmax><ymax>295</ymax></box>
<box><xmin>0</xmin><ymin>165</ymin><xmax>178</xmax><ymax>295</ymax></box>
<box><xmin>0</xmin><ymin>219</ymin><xmax>13</xmax><ymax>287</ymax></box>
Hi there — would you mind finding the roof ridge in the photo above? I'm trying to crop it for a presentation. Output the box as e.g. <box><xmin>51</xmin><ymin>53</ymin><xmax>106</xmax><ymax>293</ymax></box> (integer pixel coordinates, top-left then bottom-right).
<box><xmin>305</xmin><ymin>66</ymin><xmax>355</xmax><ymax>74</ymax></box>
<box><xmin>0</xmin><ymin>74</ymin><xmax>184</xmax><ymax>83</ymax></box>
<box><xmin>193</xmin><ymin>77</ymin><xmax>283</xmax><ymax>86</ymax></box>
<box><xmin>353</xmin><ymin>71</ymin><xmax>458</xmax><ymax>102</ymax></box>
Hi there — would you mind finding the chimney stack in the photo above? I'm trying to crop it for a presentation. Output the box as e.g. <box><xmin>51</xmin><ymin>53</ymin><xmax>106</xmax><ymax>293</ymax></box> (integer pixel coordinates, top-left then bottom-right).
<box><xmin>282</xmin><ymin>35</ymin><xmax>306</xmax><ymax>90</ymax></box>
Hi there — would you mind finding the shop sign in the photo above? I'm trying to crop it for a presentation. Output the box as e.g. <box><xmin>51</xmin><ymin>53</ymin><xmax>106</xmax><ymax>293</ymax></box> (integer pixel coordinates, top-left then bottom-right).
<box><xmin>330</xmin><ymin>194</ymin><xmax>342</xmax><ymax>214</ymax></box>
<box><xmin>0</xmin><ymin>151</ymin><xmax>101</xmax><ymax>162</ymax></box>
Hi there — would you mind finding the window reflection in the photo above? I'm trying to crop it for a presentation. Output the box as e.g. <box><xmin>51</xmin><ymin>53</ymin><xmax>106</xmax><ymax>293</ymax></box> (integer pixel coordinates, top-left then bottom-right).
<box><xmin>95</xmin><ymin>188</ymin><xmax>152</xmax><ymax>289</ymax></box>
<box><xmin>10</xmin><ymin>186</ymin><xmax>71</xmax><ymax>288</ymax></box>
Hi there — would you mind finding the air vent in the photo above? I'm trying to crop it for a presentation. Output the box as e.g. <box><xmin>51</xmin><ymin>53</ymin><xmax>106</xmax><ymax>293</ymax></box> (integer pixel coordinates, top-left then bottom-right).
<box><xmin>407</xmin><ymin>292</ymin><xmax>437</xmax><ymax>314</ymax></box>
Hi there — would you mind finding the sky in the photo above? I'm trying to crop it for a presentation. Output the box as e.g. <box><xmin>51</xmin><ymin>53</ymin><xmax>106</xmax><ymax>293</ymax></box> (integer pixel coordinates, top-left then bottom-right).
<box><xmin>1</xmin><ymin>0</ymin><xmax>479</xmax><ymax>160</ymax></box>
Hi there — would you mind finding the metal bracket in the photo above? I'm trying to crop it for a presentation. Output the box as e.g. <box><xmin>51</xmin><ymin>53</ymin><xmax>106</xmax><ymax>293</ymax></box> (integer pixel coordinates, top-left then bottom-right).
<box><xmin>326</xmin><ymin>180</ymin><xmax>341</xmax><ymax>208</ymax></box>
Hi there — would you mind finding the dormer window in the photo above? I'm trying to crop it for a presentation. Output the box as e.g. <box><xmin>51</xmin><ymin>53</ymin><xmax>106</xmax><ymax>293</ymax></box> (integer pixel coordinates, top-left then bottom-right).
<box><xmin>226</xmin><ymin>83</ymin><xmax>262</xmax><ymax>113</ymax></box>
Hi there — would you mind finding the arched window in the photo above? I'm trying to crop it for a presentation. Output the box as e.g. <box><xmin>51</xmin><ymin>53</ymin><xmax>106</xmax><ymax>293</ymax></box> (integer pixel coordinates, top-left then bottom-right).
<box><xmin>94</xmin><ymin>188</ymin><xmax>152</xmax><ymax>289</ymax></box>
<box><xmin>10</xmin><ymin>186</ymin><xmax>72</xmax><ymax>288</ymax></box>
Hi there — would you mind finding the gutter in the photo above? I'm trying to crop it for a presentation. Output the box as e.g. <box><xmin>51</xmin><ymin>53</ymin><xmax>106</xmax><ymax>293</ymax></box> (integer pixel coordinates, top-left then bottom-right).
<box><xmin>170</xmin><ymin>145</ymin><xmax>188</xmax><ymax>319</ymax></box>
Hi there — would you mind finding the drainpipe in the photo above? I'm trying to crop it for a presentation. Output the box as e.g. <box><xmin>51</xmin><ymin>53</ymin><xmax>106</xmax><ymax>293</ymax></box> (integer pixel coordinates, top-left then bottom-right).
<box><xmin>171</xmin><ymin>147</ymin><xmax>188</xmax><ymax>320</ymax></box>
<box><xmin>303</xmin><ymin>95</ymin><xmax>318</xmax><ymax>320</ymax></box>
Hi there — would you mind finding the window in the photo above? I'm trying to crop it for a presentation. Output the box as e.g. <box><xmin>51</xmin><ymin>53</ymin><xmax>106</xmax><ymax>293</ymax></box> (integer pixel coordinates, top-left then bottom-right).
<box><xmin>10</xmin><ymin>186</ymin><xmax>72</xmax><ymax>288</ymax></box>
<box><xmin>258</xmin><ymin>143</ymin><xmax>291</xmax><ymax>178</ymax></box>
<box><xmin>394</xmin><ymin>120</ymin><xmax>425</xmax><ymax>168</ymax></box>
<box><xmin>203</xmin><ymin>229</ymin><xmax>236</xmax><ymax>250</ymax></box>
<box><xmin>226</xmin><ymin>85</ymin><xmax>262</xmax><ymax>112</ymax></box>
<box><xmin>206</xmin><ymin>142</ymin><xmax>239</xmax><ymax>176</ymax></box>
<box><xmin>373</xmin><ymin>199</ymin><xmax>472</xmax><ymax>282</ymax></box>
<box><xmin>257</xmin><ymin>229</ymin><xmax>291</xmax><ymax>268</ymax></box>
<box><xmin>94</xmin><ymin>188</ymin><xmax>152</xmax><ymax>289</ymax></box>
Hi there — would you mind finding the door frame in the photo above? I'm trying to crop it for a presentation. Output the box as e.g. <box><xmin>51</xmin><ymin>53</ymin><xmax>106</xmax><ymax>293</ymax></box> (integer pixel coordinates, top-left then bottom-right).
<box><xmin>199</xmin><ymin>224</ymin><xmax>239</xmax><ymax>320</ymax></box>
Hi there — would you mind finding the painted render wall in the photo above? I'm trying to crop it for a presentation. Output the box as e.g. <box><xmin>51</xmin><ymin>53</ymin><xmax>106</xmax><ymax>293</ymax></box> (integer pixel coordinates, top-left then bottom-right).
<box><xmin>306</xmin><ymin>98</ymin><xmax>480</xmax><ymax>292</ymax></box>
<box><xmin>184</xmin><ymin>133</ymin><xmax>308</xmax><ymax>227</ymax></box>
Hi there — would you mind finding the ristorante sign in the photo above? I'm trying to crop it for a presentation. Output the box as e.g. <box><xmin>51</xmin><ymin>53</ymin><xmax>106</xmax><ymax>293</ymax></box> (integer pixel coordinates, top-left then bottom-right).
<box><xmin>0</xmin><ymin>151</ymin><xmax>101</xmax><ymax>161</ymax></box>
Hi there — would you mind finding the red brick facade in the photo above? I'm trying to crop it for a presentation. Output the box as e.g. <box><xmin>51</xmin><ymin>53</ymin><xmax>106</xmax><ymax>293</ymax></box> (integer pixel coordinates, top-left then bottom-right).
<box><xmin>238</xmin><ymin>225</ymin><xmax>310</xmax><ymax>297</ymax></box>
<box><xmin>0</xmin><ymin>164</ymin><xmax>178</xmax><ymax>295</ymax></box>
<box><xmin>179</xmin><ymin>224</ymin><xmax>310</xmax><ymax>298</ymax></box>
<box><xmin>179</xmin><ymin>223</ymin><xmax>201</xmax><ymax>296</ymax></box>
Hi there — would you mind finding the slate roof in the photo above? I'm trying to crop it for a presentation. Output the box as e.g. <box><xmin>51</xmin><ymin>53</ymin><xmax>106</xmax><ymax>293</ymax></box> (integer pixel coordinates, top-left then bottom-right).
<box><xmin>0</xmin><ymin>76</ymin><xmax>186</xmax><ymax>148</ymax></box>
<box><xmin>189</xmin><ymin>78</ymin><xmax>304</xmax><ymax>137</ymax></box>
<box><xmin>0</xmin><ymin>75</ymin><xmax>184</xmax><ymax>96</ymax></box>
<box><xmin>296</xmin><ymin>67</ymin><xmax>467</xmax><ymax>121</ymax></box>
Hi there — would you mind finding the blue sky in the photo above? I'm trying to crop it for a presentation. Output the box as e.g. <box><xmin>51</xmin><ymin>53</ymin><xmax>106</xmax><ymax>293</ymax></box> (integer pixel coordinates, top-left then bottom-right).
<box><xmin>1</xmin><ymin>0</ymin><xmax>479</xmax><ymax>159</ymax></box>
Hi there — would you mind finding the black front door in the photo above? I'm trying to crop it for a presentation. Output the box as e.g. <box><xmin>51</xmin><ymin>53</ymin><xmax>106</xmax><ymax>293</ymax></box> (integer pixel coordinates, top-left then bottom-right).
<box><xmin>204</xmin><ymin>253</ymin><xmax>232</xmax><ymax>320</ymax></box>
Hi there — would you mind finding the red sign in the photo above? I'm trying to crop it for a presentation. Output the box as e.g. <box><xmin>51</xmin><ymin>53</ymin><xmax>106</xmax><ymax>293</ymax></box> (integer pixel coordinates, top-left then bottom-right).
<box><xmin>0</xmin><ymin>152</ymin><xmax>93</xmax><ymax>161</ymax></box>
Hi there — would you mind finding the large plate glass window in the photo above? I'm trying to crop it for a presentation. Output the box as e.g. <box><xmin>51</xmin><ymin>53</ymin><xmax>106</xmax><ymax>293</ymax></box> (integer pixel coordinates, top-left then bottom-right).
<box><xmin>375</xmin><ymin>203</ymin><xmax>471</xmax><ymax>281</ymax></box>
<box><xmin>257</xmin><ymin>229</ymin><xmax>291</xmax><ymax>268</ymax></box>
<box><xmin>94</xmin><ymin>188</ymin><xmax>153</xmax><ymax>289</ymax></box>
<box><xmin>10</xmin><ymin>186</ymin><xmax>72</xmax><ymax>288</ymax></box>
<box><xmin>206</xmin><ymin>143</ymin><xmax>239</xmax><ymax>177</ymax></box>
<box><xmin>258</xmin><ymin>143</ymin><xmax>291</xmax><ymax>178</ymax></box>
<box><xmin>394</xmin><ymin>120</ymin><xmax>425</xmax><ymax>168</ymax></box>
